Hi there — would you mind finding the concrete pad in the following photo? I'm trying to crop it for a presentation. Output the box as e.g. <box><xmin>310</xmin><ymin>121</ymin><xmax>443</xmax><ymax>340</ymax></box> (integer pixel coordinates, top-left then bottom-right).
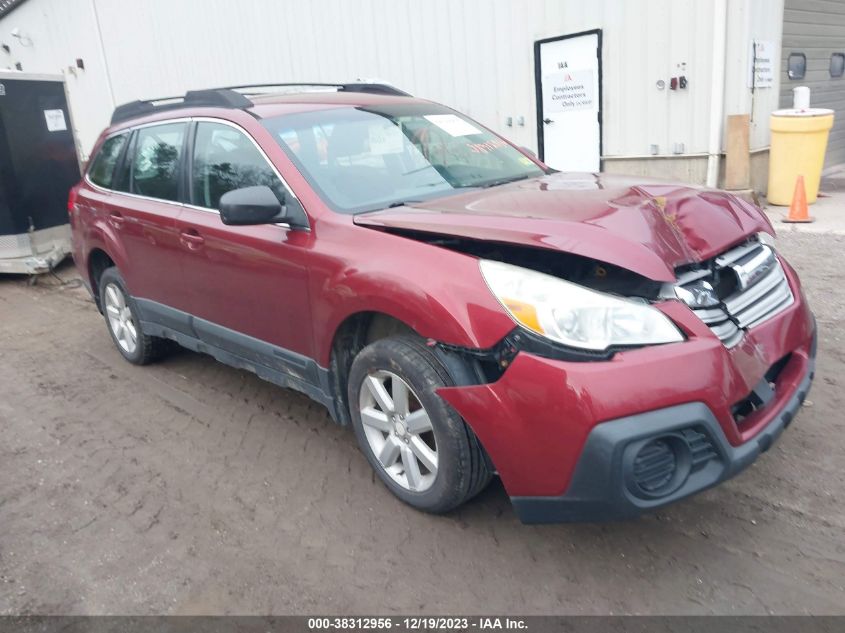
<box><xmin>763</xmin><ymin>186</ymin><xmax>845</xmax><ymax>236</ymax></box>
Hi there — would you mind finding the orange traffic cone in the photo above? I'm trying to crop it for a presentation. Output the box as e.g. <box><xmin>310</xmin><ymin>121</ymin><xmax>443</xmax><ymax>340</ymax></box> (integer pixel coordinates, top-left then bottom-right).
<box><xmin>783</xmin><ymin>175</ymin><xmax>813</xmax><ymax>223</ymax></box>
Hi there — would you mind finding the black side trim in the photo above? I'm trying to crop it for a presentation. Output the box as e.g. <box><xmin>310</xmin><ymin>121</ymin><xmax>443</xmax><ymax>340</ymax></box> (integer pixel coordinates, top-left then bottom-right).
<box><xmin>134</xmin><ymin>299</ymin><xmax>338</xmax><ymax>421</ymax></box>
<box><xmin>135</xmin><ymin>298</ymin><xmax>193</xmax><ymax>336</ymax></box>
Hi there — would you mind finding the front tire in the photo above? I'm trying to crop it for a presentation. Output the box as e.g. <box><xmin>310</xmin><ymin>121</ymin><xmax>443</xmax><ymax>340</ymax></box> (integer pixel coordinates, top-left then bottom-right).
<box><xmin>347</xmin><ymin>336</ymin><xmax>492</xmax><ymax>514</ymax></box>
<box><xmin>99</xmin><ymin>267</ymin><xmax>171</xmax><ymax>365</ymax></box>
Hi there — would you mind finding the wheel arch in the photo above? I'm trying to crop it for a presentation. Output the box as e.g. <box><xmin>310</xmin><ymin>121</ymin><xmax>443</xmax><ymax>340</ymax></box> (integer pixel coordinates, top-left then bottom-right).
<box><xmin>327</xmin><ymin>311</ymin><xmax>416</xmax><ymax>426</ymax></box>
<box><xmin>326</xmin><ymin>310</ymin><xmax>487</xmax><ymax>427</ymax></box>
<box><xmin>83</xmin><ymin>219</ymin><xmax>130</xmax><ymax>311</ymax></box>
<box><xmin>87</xmin><ymin>248</ymin><xmax>117</xmax><ymax>312</ymax></box>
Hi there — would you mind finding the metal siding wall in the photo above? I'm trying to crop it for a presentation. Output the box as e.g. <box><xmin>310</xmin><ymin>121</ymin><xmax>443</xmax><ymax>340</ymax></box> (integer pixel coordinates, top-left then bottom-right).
<box><xmin>1</xmin><ymin>0</ymin><xmax>715</xmax><ymax>162</ymax></box>
<box><xmin>0</xmin><ymin>0</ymin><xmax>115</xmax><ymax>159</ymax></box>
<box><xmin>780</xmin><ymin>0</ymin><xmax>845</xmax><ymax>167</ymax></box>
<box><xmin>0</xmin><ymin>0</ymin><xmax>781</xmax><ymax>176</ymax></box>
<box><xmin>723</xmin><ymin>0</ymin><xmax>785</xmax><ymax>151</ymax></box>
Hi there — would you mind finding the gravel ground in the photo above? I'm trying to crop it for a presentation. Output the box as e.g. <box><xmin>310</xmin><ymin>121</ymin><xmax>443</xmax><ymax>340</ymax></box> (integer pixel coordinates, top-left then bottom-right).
<box><xmin>0</xmin><ymin>232</ymin><xmax>843</xmax><ymax>615</ymax></box>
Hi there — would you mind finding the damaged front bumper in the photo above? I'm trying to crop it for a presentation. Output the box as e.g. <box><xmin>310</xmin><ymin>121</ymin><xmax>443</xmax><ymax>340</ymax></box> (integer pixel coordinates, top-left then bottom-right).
<box><xmin>437</xmin><ymin>263</ymin><xmax>817</xmax><ymax>523</ymax></box>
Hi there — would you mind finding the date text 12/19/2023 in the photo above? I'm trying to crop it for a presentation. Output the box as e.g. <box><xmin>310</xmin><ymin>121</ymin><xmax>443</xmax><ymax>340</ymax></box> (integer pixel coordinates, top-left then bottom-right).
<box><xmin>307</xmin><ymin>617</ymin><xmax>528</xmax><ymax>630</ymax></box>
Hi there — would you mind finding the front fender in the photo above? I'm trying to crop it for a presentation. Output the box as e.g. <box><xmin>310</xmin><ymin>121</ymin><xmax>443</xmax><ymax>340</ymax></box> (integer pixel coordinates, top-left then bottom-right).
<box><xmin>315</xmin><ymin>255</ymin><xmax>515</xmax><ymax>367</ymax></box>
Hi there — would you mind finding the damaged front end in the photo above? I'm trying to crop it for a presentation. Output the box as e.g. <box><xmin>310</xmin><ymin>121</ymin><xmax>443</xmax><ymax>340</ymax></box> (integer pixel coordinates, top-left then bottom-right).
<box><xmin>364</xmin><ymin>226</ymin><xmax>812</xmax><ymax>523</ymax></box>
<box><xmin>413</xmin><ymin>233</ymin><xmax>682</xmax><ymax>390</ymax></box>
<box><xmin>349</xmin><ymin>175</ymin><xmax>815</xmax><ymax>521</ymax></box>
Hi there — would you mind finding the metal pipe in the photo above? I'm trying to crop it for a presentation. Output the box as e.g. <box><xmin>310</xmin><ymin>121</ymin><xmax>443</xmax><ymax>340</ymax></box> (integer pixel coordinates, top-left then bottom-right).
<box><xmin>90</xmin><ymin>0</ymin><xmax>116</xmax><ymax>109</ymax></box>
<box><xmin>706</xmin><ymin>0</ymin><xmax>728</xmax><ymax>188</ymax></box>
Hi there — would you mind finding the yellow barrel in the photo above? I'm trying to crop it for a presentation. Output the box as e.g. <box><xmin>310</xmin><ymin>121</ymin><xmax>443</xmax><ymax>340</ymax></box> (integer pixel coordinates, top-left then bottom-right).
<box><xmin>768</xmin><ymin>108</ymin><xmax>834</xmax><ymax>205</ymax></box>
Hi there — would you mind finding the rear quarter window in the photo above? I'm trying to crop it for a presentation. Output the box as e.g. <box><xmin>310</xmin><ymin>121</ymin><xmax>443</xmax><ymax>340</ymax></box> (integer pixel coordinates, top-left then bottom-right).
<box><xmin>88</xmin><ymin>133</ymin><xmax>128</xmax><ymax>188</ymax></box>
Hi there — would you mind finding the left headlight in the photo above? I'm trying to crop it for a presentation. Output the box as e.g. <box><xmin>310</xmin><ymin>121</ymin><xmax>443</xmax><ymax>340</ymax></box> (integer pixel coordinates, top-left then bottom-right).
<box><xmin>479</xmin><ymin>259</ymin><xmax>684</xmax><ymax>351</ymax></box>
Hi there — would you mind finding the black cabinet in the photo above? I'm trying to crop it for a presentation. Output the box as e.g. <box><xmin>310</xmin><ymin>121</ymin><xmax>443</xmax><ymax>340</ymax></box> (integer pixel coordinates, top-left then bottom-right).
<box><xmin>0</xmin><ymin>72</ymin><xmax>80</xmax><ymax>272</ymax></box>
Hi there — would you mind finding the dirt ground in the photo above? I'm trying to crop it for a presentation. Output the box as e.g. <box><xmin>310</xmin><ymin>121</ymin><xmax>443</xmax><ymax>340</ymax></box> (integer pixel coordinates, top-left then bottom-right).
<box><xmin>0</xmin><ymin>232</ymin><xmax>844</xmax><ymax>616</ymax></box>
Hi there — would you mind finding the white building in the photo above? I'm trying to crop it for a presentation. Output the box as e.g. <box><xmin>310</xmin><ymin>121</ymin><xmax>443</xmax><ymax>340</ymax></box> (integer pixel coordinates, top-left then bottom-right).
<box><xmin>1</xmin><ymin>0</ymin><xmax>840</xmax><ymax>192</ymax></box>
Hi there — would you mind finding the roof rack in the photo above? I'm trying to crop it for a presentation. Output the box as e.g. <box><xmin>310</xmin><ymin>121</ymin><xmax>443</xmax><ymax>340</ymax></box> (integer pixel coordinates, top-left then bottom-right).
<box><xmin>222</xmin><ymin>82</ymin><xmax>411</xmax><ymax>97</ymax></box>
<box><xmin>110</xmin><ymin>89</ymin><xmax>252</xmax><ymax>124</ymax></box>
<box><xmin>110</xmin><ymin>82</ymin><xmax>411</xmax><ymax>125</ymax></box>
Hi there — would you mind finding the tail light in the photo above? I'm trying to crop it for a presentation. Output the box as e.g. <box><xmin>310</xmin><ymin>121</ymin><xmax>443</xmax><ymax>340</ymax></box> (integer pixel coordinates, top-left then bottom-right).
<box><xmin>67</xmin><ymin>185</ymin><xmax>79</xmax><ymax>226</ymax></box>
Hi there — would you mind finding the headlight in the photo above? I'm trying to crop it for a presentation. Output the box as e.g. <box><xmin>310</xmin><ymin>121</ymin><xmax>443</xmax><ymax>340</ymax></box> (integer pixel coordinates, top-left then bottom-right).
<box><xmin>479</xmin><ymin>260</ymin><xmax>684</xmax><ymax>351</ymax></box>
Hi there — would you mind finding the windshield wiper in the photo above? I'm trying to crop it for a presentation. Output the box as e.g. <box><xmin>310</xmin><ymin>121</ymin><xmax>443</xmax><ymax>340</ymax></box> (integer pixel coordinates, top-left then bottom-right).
<box><xmin>387</xmin><ymin>200</ymin><xmax>426</xmax><ymax>208</ymax></box>
<box><xmin>475</xmin><ymin>174</ymin><xmax>533</xmax><ymax>189</ymax></box>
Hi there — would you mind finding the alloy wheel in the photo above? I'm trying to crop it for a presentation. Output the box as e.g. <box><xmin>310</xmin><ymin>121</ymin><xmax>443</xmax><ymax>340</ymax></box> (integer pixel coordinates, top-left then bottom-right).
<box><xmin>104</xmin><ymin>282</ymin><xmax>138</xmax><ymax>355</ymax></box>
<box><xmin>358</xmin><ymin>370</ymin><xmax>438</xmax><ymax>492</ymax></box>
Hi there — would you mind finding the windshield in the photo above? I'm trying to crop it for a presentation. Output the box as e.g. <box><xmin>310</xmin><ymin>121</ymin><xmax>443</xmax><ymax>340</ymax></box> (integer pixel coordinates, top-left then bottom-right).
<box><xmin>262</xmin><ymin>103</ymin><xmax>546</xmax><ymax>213</ymax></box>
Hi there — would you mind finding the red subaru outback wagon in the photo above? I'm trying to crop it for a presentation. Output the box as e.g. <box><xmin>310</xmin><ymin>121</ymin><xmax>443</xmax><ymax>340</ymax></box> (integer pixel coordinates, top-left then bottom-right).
<box><xmin>69</xmin><ymin>83</ymin><xmax>816</xmax><ymax>523</ymax></box>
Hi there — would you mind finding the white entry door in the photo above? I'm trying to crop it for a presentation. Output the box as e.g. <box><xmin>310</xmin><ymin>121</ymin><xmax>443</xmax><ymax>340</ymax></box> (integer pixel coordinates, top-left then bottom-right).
<box><xmin>536</xmin><ymin>30</ymin><xmax>602</xmax><ymax>172</ymax></box>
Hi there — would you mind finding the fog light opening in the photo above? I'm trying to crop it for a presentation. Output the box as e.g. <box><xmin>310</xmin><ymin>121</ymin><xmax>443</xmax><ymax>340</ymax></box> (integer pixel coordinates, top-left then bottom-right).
<box><xmin>630</xmin><ymin>435</ymin><xmax>692</xmax><ymax>499</ymax></box>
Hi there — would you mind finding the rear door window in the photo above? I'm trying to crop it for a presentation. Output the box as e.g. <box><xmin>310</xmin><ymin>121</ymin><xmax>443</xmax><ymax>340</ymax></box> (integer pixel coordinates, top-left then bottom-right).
<box><xmin>191</xmin><ymin>121</ymin><xmax>286</xmax><ymax>209</ymax></box>
<box><xmin>88</xmin><ymin>133</ymin><xmax>128</xmax><ymax>188</ymax></box>
<box><xmin>130</xmin><ymin>122</ymin><xmax>187</xmax><ymax>202</ymax></box>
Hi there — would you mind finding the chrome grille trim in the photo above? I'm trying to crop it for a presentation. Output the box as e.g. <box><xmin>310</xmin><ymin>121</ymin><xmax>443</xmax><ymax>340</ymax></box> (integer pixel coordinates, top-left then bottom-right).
<box><xmin>694</xmin><ymin>306</ymin><xmax>729</xmax><ymax>324</ymax></box>
<box><xmin>679</xmin><ymin>240</ymin><xmax>795</xmax><ymax>348</ymax></box>
<box><xmin>723</xmin><ymin>264</ymin><xmax>784</xmax><ymax>314</ymax></box>
<box><xmin>714</xmin><ymin>241</ymin><xmax>761</xmax><ymax>267</ymax></box>
<box><xmin>710</xmin><ymin>320</ymin><xmax>740</xmax><ymax>339</ymax></box>
<box><xmin>734</xmin><ymin>280</ymin><xmax>793</xmax><ymax>329</ymax></box>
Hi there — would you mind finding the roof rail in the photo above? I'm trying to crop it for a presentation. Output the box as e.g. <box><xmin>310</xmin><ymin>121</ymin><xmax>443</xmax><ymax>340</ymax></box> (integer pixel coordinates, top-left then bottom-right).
<box><xmin>109</xmin><ymin>82</ymin><xmax>411</xmax><ymax>125</ymax></box>
<box><xmin>110</xmin><ymin>89</ymin><xmax>252</xmax><ymax>125</ymax></box>
<box><xmin>222</xmin><ymin>82</ymin><xmax>411</xmax><ymax>97</ymax></box>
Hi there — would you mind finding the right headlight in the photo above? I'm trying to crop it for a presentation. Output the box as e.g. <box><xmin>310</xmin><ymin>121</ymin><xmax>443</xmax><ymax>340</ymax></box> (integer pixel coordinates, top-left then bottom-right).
<box><xmin>479</xmin><ymin>259</ymin><xmax>684</xmax><ymax>351</ymax></box>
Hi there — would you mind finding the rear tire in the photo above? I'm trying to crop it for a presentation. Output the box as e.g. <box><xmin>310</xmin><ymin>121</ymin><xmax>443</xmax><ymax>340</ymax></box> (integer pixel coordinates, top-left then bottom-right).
<box><xmin>347</xmin><ymin>335</ymin><xmax>492</xmax><ymax>514</ymax></box>
<box><xmin>99</xmin><ymin>267</ymin><xmax>172</xmax><ymax>365</ymax></box>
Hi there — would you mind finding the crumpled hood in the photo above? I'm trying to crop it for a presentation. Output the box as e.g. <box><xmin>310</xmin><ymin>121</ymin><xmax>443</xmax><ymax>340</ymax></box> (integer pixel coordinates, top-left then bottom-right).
<box><xmin>353</xmin><ymin>172</ymin><xmax>773</xmax><ymax>282</ymax></box>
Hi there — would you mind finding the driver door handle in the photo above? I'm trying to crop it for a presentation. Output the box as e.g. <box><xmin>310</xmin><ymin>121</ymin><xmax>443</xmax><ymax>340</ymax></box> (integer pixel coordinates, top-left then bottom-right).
<box><xmin>179</xmin><ymin>229</ymin><xmax>205</xmax><ymax>249</ymax></box>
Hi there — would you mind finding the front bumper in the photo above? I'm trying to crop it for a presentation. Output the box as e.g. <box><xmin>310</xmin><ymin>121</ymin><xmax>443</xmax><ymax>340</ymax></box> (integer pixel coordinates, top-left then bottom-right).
<box><xmin>512</xmin><ymin>335</ymin><xmax>815</xmax><ymax>523</ymax></box>
<box><xmin>438</xmin><ymin>261</ymin><xmax>816</xmax><ymax>523</ymax></box>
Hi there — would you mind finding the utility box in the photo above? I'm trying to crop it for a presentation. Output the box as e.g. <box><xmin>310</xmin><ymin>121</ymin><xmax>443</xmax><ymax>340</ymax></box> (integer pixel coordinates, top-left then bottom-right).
<box><xmin>0</xmin><ymin>71</ymin><xmax>79</xmax><ymax>275</ymax></box>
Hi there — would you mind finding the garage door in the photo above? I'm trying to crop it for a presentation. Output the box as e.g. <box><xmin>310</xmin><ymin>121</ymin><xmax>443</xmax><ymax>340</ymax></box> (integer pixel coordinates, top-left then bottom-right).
<box><xmin>780</xmin><ymin>0</ymin><xmax>845</xmax><ymax>168</ymax></box>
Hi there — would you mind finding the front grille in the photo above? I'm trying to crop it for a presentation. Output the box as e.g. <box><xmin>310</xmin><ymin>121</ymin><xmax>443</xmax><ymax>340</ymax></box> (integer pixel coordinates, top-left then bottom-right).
<box><xmin>676</xmin><ymin>240</ymin><xmax>794</xmax><ymax>348</ymax></box>
<box><xmin>681</xmin><ymin>428</ymin><xmax>719</xmax><ymax>468</ymax></box>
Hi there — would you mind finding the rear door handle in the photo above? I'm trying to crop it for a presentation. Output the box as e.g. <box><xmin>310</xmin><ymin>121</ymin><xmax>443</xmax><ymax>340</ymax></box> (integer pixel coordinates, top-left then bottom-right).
<box><xmin>108</xmin><ymin>211</ymin><xmax>125</xmax><ymax>228</ymax></box>
<box><xmin>179</xmin><ymin>229</ymin><xmax>205</xmax><ymax>249</ymax></box>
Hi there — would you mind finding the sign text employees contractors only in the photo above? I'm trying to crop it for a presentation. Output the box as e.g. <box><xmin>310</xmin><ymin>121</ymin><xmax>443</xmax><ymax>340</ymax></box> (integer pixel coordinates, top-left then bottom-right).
<box><xmin>542</xmin><ymin>69</ymin><xmax>595</xmax><ymax>113</ymax></box>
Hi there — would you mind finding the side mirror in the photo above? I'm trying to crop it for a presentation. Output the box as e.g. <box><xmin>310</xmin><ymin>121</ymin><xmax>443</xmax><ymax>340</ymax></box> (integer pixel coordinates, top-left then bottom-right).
<box><xmin>219</xmin><ymin>185</ymin><xmax>306</xmax><ymax>227</ymax></box>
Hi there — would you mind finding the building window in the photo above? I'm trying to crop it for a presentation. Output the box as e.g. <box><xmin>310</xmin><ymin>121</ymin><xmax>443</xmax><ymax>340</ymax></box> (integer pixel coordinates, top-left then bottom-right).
<box><xmin>831</xmin><ymin>53</ymin><xmax>845</xmax><ymax>78</ymax></box>
<box><xmin>787</xmin><ymin>53</ymin><xmax>806</xmax><ymax>80</ymax></box>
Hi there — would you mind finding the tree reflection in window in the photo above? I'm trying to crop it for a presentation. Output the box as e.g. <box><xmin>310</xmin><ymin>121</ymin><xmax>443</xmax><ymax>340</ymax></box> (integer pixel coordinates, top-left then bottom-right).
<box><xmin>131</xmin><ymin>123</ymin><xmax>186</xmax><ymax>202</ymax></box>
<box><xmin>193</xmin><ymin>123</ymin><xmax>286</xmax><ymax>209</ymax></box>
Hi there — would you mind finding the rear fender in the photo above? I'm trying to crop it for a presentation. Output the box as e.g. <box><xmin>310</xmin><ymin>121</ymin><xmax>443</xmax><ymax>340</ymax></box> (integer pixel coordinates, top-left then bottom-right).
<box><xmin>84</xmin><ymin>219</ymin><xmax>130</xmax><ymax>290</ymax></box>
